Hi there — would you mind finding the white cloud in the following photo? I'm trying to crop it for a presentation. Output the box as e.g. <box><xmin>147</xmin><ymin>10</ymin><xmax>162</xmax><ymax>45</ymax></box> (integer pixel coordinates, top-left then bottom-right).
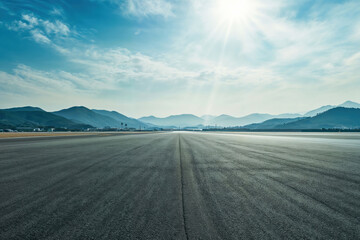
<box><xmin>22</xmin><ymin>14</ymin><xmax>39</xmax><ymax>26</ymax></box>
<box><xmin>72</xmin><ymin>47</ymin><xmax>195</xmax><ymax>84</ymax></box>
<box><xmin>42</xmin><ymin>20</ymin><xmax>70</xmax><ymax>36</ymax></box>
<box><xmin>7</xmin><ymin>14</ymin><xmax>39</xmax><ymax>31</ymax></box>
<box><xmin>0</xmin><ymin>65</ymin><xmax>114</xmax><ymax>111</ymax></box>
<box><xmin>5</xmin><ymin>12</ymin><xmax>73</xmax><ymax>52</ymax></box>
<box><xmin>7</xmin><ymin>20</ymin><xmax>30</xmax><ymax>31</ymax></box>
<box><xmin>125</xmin><ymin>0</ymin><xmax>174</xmax><ymax>18</ymax></box>
<box><xmin>97</xmin><ymin>0</ymin><xmax>174</xmax><ymax>18</ymax></box>
<box><xmin>30</xmin><ymin>29</ymin><xmax>51</xmax><ymax>44</ymax></box>
<box><xmin>70</xmin><ymin>46</ymin><xmax>281</xmax><ymax>87</ymax></box>
<box><xmin>0</xmin><ymin>64</ymin><xmax>96</xmax><ymax>94</ymax></box>
<box><xmin>50</xmin><ymin>7</ymin><xmax>63</xmax><ymax>16</ymax></box>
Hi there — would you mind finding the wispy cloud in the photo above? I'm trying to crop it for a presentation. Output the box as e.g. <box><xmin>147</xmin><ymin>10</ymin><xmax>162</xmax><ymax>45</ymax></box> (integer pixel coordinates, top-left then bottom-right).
<box><xmin>7</xmin><ymin>13</ymin><xmax>39</xmax><ymax>31</ymax></box>
<box><xmin>49</xmin><ymin>7</ymin><xmax>63</xmax><ymax>17</ymax></box>
<box><xmin>5</xmin><ymin>12</ymin><xmax>73</xmax><ymax>53</ymax></box>
<box><xmin>123</xmin><ymin>0</ymin><xmax>174</xmax><ymax>18</ymax></box>
<box><xmin>96</xmin><ymin>0</ymin><xmax>174</xmax><ymax>18</ymax></box>
<box><xmin>42</xmin><ymin>20</ymin><xmax>70</xmax><ymax>36</ymax></box>
<box><xmin>30</xmin><ymin>29</ymin><xmax>51</xmax><ymax>44</ymax></box>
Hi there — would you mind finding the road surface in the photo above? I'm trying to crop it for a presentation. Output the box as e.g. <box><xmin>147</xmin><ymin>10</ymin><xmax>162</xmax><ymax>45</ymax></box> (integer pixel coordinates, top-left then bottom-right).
<box><xmin>0</xmin><ymin>132</ymin><xmax>359</xmax><ymax>239</ymax></box>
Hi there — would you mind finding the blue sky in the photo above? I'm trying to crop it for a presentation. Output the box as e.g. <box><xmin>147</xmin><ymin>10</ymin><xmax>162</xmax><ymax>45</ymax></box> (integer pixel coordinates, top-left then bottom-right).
<box><xmin>0</xmin><ymin>0</ymin><xmax>360</xmax><ymax>117</ymax></box>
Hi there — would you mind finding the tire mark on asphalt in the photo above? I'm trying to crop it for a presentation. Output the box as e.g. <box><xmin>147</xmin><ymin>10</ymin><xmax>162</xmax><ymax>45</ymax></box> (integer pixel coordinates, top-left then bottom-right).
<box><xmin>180</xmin><ymin>135</ymin><xmax>224</xmax><ymax>240</ymax></box>
<box><xmin>194</xmin><ymin>135</ymin><xmax>360</xmax><ymax>185</ymax></box>
<box><xmin>193</xmin><ymin>135</ymin><xmax>360</xmax><ymax>219</ymax></box>
<box><xmin>182</xmin><ymin>133</ymin><xmax>360</xmax><ymax>239</ymax></box>
<box><xmin>267</xmin><ymin>175</ymin><xmax>360</xmax><ymax>223</ymax></box>
<box><xmin>178</xmin><ymin>134</ymin><xmax>189</xmax><ymax>240</ymax></box>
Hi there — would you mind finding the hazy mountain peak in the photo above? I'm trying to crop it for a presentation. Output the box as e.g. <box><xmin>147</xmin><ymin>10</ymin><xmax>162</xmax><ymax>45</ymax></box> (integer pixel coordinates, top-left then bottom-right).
<box><xmin>217</xmin><ymin>114</ymin><xmax>232</xmax><ymax>118</ymax></box>
<box><xmin>92</xmin><ymin>109</ymin><xmax>145</xmax><ymax>129</ymax></box>
<box><xmin>304</xmin><ymin>105</ymin><xmax>335</xmax><ymax>117</ymax></box>
<box><xmin>280</xmin><ymin>107</ymin><xmax>360</xmax><ymax>129</ymax></box>
<box><xmin>3</xmin><ymin>106</ymin><xmax>45</xmax><ymax>112</ymax></box>
<box><xmin>139</xmin><ymin>114</ymin><xmax>203</xmax><ymax>128</ymax></box>
<box><xmin>342</xmin><ymin>100</ymin><xmax>357</xmax><ymax>104</ymax></box>
<box><xmin>66</xmin><ymin>106</ymin><xmax>90</xmax><ymax>111</ymax></box>
<box><xmin>0</xmin><ymin>108</ymin><xmax>91</xmax><ymax>129</ymax></box>
<box><xmin>338</xmin><ymin>101</ymin><xmax>360</xmax><ymax>108</ymax></box>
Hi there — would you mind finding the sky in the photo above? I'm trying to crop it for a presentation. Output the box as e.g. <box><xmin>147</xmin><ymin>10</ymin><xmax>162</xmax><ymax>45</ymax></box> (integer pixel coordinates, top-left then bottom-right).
<box><xmin>0</xmin><ymin>0</ymin><xmax>360</xmax><ymax>118</ymax></box>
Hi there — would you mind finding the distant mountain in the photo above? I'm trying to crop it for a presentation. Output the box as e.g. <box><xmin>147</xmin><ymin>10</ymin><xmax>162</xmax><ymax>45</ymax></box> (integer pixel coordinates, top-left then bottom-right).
<box><xmin>210</xmin><ymin>113</ymin><xmax>272</xmax><ymax>127</ymax></box>
<box><xmin>139</xmin><ymin>114</ymin><xmax>204</xmax><ymax>128</ymax></box>
<box><xmin>53</xmin><ymin>106</ymin><xmax>121</xmax><ymax>129</ymax></box>
<box><xmin>207</xmin><ymin>114</ymin><xmax>236</xmax><ymax>126</ymax></box>
<box><xmin>304</xmin><ymin>105</ymin><xmax>335</xmax><ymax>117</ymax></box>
<box><xmin>304</xmin><ymin>101</ymin><xmax>360</xmax><ymax>117</ymax></box>
<box><xmin>208</xmin><ymin>113</ymin><xmax>299</xmax><ymax>127</ymax></box>
<box><xmin>201</xmin><ymin>115</ymin><xmax>216</xmax><ymax>119</ymax></box>
<box><xmin>92</xmin><ymin>109</ymin><xmax>146</xmax><ymax>129</ymax></box>
<box><xmin>3</xmin><ymin>106</ymin><xmax>45</xmax><ymax>112</ymax></box>
<box><xmin>276</xmin><ymin>113</ymin><xmax>303</xmax><ymax>118</ymax></box>
<box><xmin>0</xmin><ymin>109</ymin><xmax>90</xmax><ymax>129</ymax></box>
<box><xmin>279</xmin><ymin>107</ymin><xmax>360</xmax><ymax>129</ymax></box>
<box><xmin>140</xmin><ymin>112</ymin><xmax>304</xmax><ymax>128</ymax></box>
<box><xmin>338</xmin><ymin>101</ymin><xmax>360</xmax><ymax>108</ymax></box>
<box><xmin>201</xmin><ymin>115</ymin><xmax>216</xmax><ymax>124</ymax></box>
<box><xmin>244</xmin><ymin>117</ymin><xmax>304</xmax><ymax>130</ymax></box>
<box><xmin>2</xmin><ymin>101</ymin><xmax>359</xmax><ymax>130</ymax></box>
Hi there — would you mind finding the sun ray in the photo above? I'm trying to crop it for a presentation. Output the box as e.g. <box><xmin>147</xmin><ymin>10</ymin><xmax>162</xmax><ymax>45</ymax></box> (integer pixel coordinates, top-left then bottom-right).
<box><xmin>204</xmin><ymin>0</ymin><xmax>262</xmax><ymax>115</ymax></box>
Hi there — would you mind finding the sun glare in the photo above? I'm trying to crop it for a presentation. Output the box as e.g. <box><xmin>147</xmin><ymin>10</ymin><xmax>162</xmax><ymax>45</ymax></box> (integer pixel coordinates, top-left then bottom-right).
<box><xmin>215</xmin><ymin>0</ymin><xmax>258</xmax><ymax>24</ymax></box>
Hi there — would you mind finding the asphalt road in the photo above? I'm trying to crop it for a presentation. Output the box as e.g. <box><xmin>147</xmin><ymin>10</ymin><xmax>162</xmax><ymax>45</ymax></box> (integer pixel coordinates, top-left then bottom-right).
<box><xmin>0</xmin><ymin>132</ymin><xmax>359</xmax><ymax>239</ymax></box>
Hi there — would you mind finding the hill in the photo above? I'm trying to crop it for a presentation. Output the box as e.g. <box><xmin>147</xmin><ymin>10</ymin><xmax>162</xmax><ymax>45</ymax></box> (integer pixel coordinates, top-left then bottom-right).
<box><xmin>92</xmin><ymin>109</ymin><xmax>146</xmax><ymax>129</ymax></box>
<box><xmin>208</xmin><ymin>113</ymin><xmax>301</xmax><ymax>127</ymax></box>
<box><xmin>304</xmin><ymin>105</ymin><xmax>335</xmax><ymax>117</ymax></box>
<box><xmin>201</xmin><ymin>115</ymin><xmax>216</xmax><ymax>124</ymax></box>
<box><xmin>279</xmin><ymin>107</ymin><xmax>360</xmax><ymax>129</ymax></box>
<box><xmin>53</xmin><ymin>106</ymin><xmax>122</xmax><ymax>129</ymax></box>
<box><xmin>304</xmin><ymin>101</ymin><xmax>360</xmax><ymax>117</ymax></box>
<box><xmin>139</xmin><ymin>114</ymin><xmax>203</xmax><ymax>128</ymax></box>
<box><xmin>207</xmin><ymin>114</ymin><xmax>252</xmax><ymax>127</ymax></box>
<box><xmin>244</xmin><ymin>117</ymin><xmax>304</xmax><ymax>130</ymax></box>
<box><xmin>3</xmin><ymin>106</ymin><xmax>45</xmax><ymax>112</ymax></box>
<box><xmin>338</xmin><ymin>101</ymin><xmax>360</xmax><ymax>108</ymax></box>
<box><xmin>0</xmin><ymin>110</ymin><xmax>91</xmax><ymax>129</ymax></box>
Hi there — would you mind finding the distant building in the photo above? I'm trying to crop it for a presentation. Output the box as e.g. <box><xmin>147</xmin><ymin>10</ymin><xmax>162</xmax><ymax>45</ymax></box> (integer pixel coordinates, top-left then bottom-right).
<box><xmin>17</xmin><ymin>127</ymin><xmax>33</xmax><ymax>131</ymax></box>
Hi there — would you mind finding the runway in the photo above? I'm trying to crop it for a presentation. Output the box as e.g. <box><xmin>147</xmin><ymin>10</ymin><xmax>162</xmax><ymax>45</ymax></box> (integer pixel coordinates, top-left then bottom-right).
<box><xmin>0</xmin><ymin>132</ymin><xmax>359</xmax><ymax>239</ymax></box>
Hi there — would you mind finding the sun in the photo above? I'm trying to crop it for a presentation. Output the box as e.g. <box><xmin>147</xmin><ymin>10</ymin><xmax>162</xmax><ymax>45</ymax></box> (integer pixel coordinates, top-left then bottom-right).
<box><xmin>214</xmin><ymin>0</ymin><xmax>259</xmax><ymax>24</ymax></box>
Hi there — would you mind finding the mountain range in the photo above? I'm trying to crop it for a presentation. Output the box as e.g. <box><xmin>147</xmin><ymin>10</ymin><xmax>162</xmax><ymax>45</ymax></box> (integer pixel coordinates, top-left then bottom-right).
<box><xmin>204</xmin><ymin>113</ymin><xmax>303</xmax><ymax>127</ymax></box>
<box><xmin>1</xmin><ymin>100</ymin><xmax>359</xmax><ymax>130</ymax></box>
<box><xmin>304</xmin><ymin>101</ymin><xmax>360</xmax><ymax>117</ymax></box>
<box><xmin>242</xmin><ymin>106</ymin><xmax>360</xmax><ymax>130</ymax></box>
<box><xmin>0</xmin><ymin>107</ymin><xmax>91</xmax><ymax>130</ymax></box>
<box><xmin>0</xmin><ymin>106</ymin><xmax>146</xmax><ymax>130</ymax></box>
<box><xmin>139</xmin><ymin>114</ymin><xmax>204</xmax><ymax>128</ymax></box>
<box><xmin>278</xmin><ymin>107</ymin><xmax>360</xmax><ymax>129</ymax></box>
<box><xmin>139</xmin><ymin>101</ymin><xmax>360</xmax><ymax>128</ymax></box>
<box><xmin>244</xmin><ymin>117</ymin><xmax>305</xmax><ymax>130</ymax></box>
